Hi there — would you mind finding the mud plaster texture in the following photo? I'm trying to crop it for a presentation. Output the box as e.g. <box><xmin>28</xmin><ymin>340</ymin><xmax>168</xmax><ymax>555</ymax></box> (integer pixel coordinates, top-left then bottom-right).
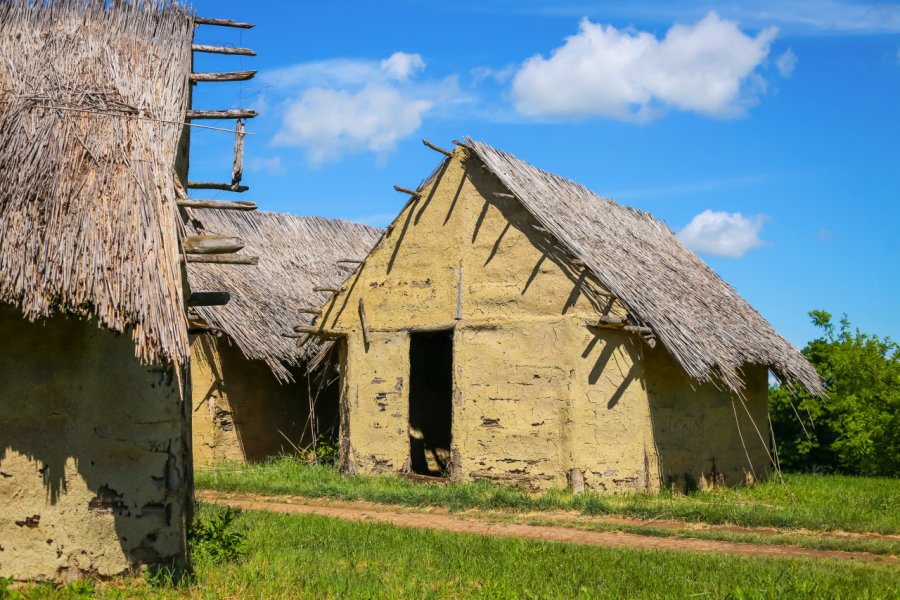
<box><xmin>190</xmin><ymin>335</ymin><xmax>338</xmax><ymax>467</ymax></box>
<box><xmin>323</xmin><ymin>150</ymin><xmax>771</xmax><ymax>493</ymax></box>
<box><xmin>0</xmin><ymin>306</ymin><xmax>190</xmax><ymax>582</ymax></box>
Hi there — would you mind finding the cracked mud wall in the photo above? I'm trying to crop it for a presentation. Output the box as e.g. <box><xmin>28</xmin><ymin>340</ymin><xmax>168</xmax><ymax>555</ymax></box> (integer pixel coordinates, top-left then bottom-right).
<box><xmin>0</xmin><ymin>306</ymin><xmax>189</xmax><ymax>582</ymax></box>
<box><xmin>190</xmin><ymin>335</ymin><xmax>326</xmax><ymax>467</ymax></box>
<box><xmin>324</xmin><ymin>149</ymin><xmax>766</xmax><ymax>493</ymax></box>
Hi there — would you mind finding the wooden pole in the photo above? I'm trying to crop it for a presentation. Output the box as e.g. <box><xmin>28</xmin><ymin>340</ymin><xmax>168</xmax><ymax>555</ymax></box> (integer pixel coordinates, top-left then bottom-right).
<box><xmin>422</xmin><ymin>139</ymin><xmax>452</xmax><ymax>157</ymax></box>
<box><xmin>187</xmin><ymin>182</ymin><xmax>249</xmax><ymax>192</ymax></box>
<box><xmin>336</xmin><ymin>259</ymin><xmax>365</xmax><ymax>265</ymax></box>
<box><xmin>298</xmin><ymin>308</ymin><xmax>322</xmax><ymax>315</ymax></box>
<box><xmin>194</xmin><ymin>17</ymin><xmax>255</xmax><ymax>28</ymax></box>
<box><xmin>232</xmin><ymin>119</ymin><xmax>245</xmax><ymax>186</ymax></box>
<box><xmin>190</xmin><ymin>71</ymin><xmax>256</xmax><ymax>83</ymax></box>
<box><xmin>455</xmin><ymin>268</ymin><xmax>463</xmax><ymax>320</ymax></box>
<box><xmin>393</xmin><ymin>185</ymin><xmax>422</xmax><ymax>199</ymax></box>
<box><xmin>186</xmin><ymin>291</ymin><xmax>231</xmax><ymax>307</ymax></box>
<box><xmin>358</xmin><ymin>298</ymin><xmax>370</xmax><ymax>348</ymax></box>
<box><xmin>494</xmin><ymin>192</ymin><xmax>515</xmax><ymax>200</ymax></box>
<box><xmin>186</xmin><ymin>109</ymin><xmax>258</xmax><ymax>120</ymax></box>
<box><xmin>183</xmin><ymin>255</ymin><xmax>258</xmax><ymax>265</ymax></box>
<box><xmin>183</xmin><ymin>235</ymin><xmax>245</xmax><ymax>254</ymax></box>
<box><xmin>192</xmin><ymin>44</ymin><xmax>257</xmax><ymax>56</ymax></box>
<box><xmin>599</xmin><ymin>314</ymin><xmax>628</xmax><ymax>325</ymax></box>
<box><xmin>313</xmin><ymin>287</ymin><xmax>342</xmax><ymax>293</ymax></box>
<box><xmin>176</xmin><ymin>199</ymin><xmax>257</xmax><ymax>211</ymax></box>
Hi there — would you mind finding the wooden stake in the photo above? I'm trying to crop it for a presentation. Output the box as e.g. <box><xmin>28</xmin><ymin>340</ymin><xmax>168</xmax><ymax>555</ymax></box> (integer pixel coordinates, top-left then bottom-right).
<box><xmin>359</xmin><ymin>298</ymin><xmax>370</xmax><ymax>348</ymax></box>
<box><xmin>232</xmin><ymin>119</ymin><xmax>245</xmax><ymax>186</ymax></box>
<box><xmin>624</xmin><ymin>325</ymin><xmax>653</xmax><ymax>335</ymax></box>
<box><xmin>183</xmin><ymin>255</ymin><xmax>258</xmax><ymax>265</ymax></box>
<box><xmin>183</xmin><ymin>235</ymin><xmax>244</xmax><ymax>254</ymax></box>
<box><xmin>192</xmin><ymin>44</ymin><xmax>257</xmax><ymax>56</ymax></box>
<box><xmin>187</xmin><ymin>182</ymin><xmax>249</xmax><ymax>192</ymax></box>
<box><xmin>599</xmin><ymin>314</ymin><xmax>628</xmax><ymax>325</ymax></box>
<box><xmin>494</xmin><ymin>192</ymin><xmax>515</xmax><ymax>199</ymax></box>
<box><xmin>393</xmin><ymin>185</ymin><xmax>422</xmax><ymax>199</ymax></box>
<box><xmin>190</xmin><ymin>71</ymin><xmax>256</xmax><ymax>83</ymax></box>
<box><xmin>186</xmin><ymin>291</ymin><xmax>231</xmax><ymax>307</ymax></box>
<box><xmin>298</xmin><ymin>307</ymin><xmax>322</xmax><ymax>315</ymax></box>
<box><xmin>194</xmin><ymin>17</ymin><xmax>255</xmax><ymax>28</ymax></box>
<box><xmin>176</xmin><ymin>199</ymin><xmax>257</xmax><ymax>211</ymax></box>
<box><xmin>336</xmin><ymin>259</ymin><xmax>365</xmax><ymax>265</ymax></box>
<box><xmin>186</xmin><ymin>109</ymin><xmax>258</xmax><ymax>120</ymax></box>
<box><xmin>314</xmin><ymin>287</ymin><xmax>342</xmax><ymax>293</ymax></box>
<box><xmin>422</xmin><ymin>139</ymin><xmax>452</xmax><ymax>157</ymax></box>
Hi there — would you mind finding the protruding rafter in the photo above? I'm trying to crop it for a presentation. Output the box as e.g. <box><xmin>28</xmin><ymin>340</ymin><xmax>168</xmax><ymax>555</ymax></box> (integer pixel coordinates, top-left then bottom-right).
<box><xmin>192</xmin><ymin>44</ymin><xmax>256</xmax><ymax>56</ymax></box>
<box><xmin>194</xmin><ymin>17</ymin><xmax>254</xmax><ymax>29</ymax></box>
<box><xmin>190</xmin><ymin>71</ymin><xmax>256</xmax><ymax>83</ymax></box>
<box><xmin>186</xmin><ymin>109</ymin><xmax>258</xmax><ymax>120</ymax></box>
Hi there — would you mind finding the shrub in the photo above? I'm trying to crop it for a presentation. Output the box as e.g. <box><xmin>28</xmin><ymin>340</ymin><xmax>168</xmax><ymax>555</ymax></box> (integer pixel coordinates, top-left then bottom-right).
<box><xmin>188</xmin><ymin>506</ymin><xmax>247</xmax><ymax>563</ymax></box>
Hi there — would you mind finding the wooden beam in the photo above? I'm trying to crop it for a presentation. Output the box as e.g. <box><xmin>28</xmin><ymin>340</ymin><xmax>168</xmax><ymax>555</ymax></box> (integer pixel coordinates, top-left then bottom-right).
<box><xmin>422</xmin><ymin>139</ymin><xmax>452</xmax><ymax>157</ymax></box>
<box><xmin>192</xmin><ymin>44</ymin><xmax>256</xmax><ymax>56</ymax></box>
<box><xmin>624</xmin><ymin>325</ymin><xmax>653</xmax><ymax>335</ymax></box>
<box><xmin>183</xmin><ymin>255</ymin><xmax>258</xmax><ymax>265</ymax></box>
<box><xmin>183</xmin><ymin>235</ymin><xmax>244</xmax><ymax>255</ymax></box>
<box><xmin>494</xmin><ymin>192</ymin><xmax>515</xmax><ymax>200</ymax></box>
<box><xmin>336</xmin><ymin>259</ymin><xmax>365</xmax><ymax>265</ymax></box>
<box><xmin>187</xmin><ymin>291</ymin><xmax>231</xmax><ymax>307</ymax></box>
<box><xmin>313</xmin><ymin>287</ymin><xmax>342</xmax><ymax>293</ymax></box>
<box><xmin>194</xmin><ymin>17</ymin><xmax>254</xmax><ymax>28</ymax></box>
<box><xmin>176</xmin><ymin>199</ymin><xmax>257</xmax><ymax>211</ymax></box>
<box><xmin>532</xmin><ymin>225</ymin><xmax>549</xmax><ymax>234</ymax></box>
<box><xmin>452</xmin><ymin>139</ymin><xmax>470</xmax><ymax>149</ymax></box>
<box><xmin>186</xmin><ymin>109</ymin><xmax>258</xmax><ymax>120</ymax></box>
<box><xmin>232</xmin><ymin>120</ymin><xmax>245</xmax><ymax>186</ymax></box>
<box><xmin>281</xmin><ymin>332</ymin><xmax>306</xmax><ymax>338</ymax></box>
<box><xmin>599</xmin><ymin>314</ymin><xmax>628</xmax><ymax>326</ymax></box>
<box><xmin>409</xmin><ymin>323</ymin><xmax>456</xmax><ymax>333</ymax></box>
<box><xmin>358</xmin><ymin>298</ymin><xmax>370</xmax><ymax>348</ymax></box>
<box><xmin>298</xmin><ymin>307</ymin><xmax>322</xmax><ymax>315</ymax></box>
<box><xmin>293</xmin><ymin>324</ymin><xmax>340</xmax><ymax>337</ymax></box>
<box><xmin>393</xmin><ymin>185</ymin><xmax>421</xmax><ymax>199</ymax></box>
<box><xmin>187</xmin><ymin>182</ymin><xmax>249</xmax><ymax>192</ymax></box>
<box><xmin>190</xmin><ymin>71</ymin><xmax>256</xmax><ymax>83</ymax></box>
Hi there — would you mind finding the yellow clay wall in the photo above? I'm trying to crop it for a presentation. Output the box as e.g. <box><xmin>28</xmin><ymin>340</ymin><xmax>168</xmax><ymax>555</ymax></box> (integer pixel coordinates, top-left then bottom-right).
<box><xmin>0</xmin><ymin>305</ymin><xmax>189</xmax><ymax>582</ymax></box>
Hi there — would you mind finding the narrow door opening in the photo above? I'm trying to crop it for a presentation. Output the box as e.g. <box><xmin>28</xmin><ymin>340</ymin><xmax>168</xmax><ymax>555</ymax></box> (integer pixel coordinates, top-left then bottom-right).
<box><xmin>408</xmin><ymin>330</ymin><xmax>453</xmax><ymax>477</ymax></box>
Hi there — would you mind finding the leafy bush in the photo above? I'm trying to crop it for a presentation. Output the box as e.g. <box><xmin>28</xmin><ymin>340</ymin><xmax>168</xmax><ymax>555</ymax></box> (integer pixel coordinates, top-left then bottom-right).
<box><xmin>314</xmin><ymin>434</ymin><xmax>338</xmax><ymax>466</ymax></box>
<box><xmin>770</xmin><ymin>311</ymin><xmax>900</xmax><ymax>476</ymax></box>
<box><xmin>188</xmin><ymin>506</ymin><xmax>247</xmax><ymax>563</ymax></box>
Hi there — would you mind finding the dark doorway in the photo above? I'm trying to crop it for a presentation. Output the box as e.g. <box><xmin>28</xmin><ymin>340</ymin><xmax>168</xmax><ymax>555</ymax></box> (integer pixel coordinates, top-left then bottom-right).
<box><xmin>408</xmin><ymin>330</ymin><xmax>453</xmax><ymax>476</ymax></box>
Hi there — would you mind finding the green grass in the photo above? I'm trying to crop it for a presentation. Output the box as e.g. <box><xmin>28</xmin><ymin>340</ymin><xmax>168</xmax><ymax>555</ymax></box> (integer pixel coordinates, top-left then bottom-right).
<box><xmin>83</xmin><ymin>505</ymin><xmax>900</xmax><ymax>599</ymax></box>
<box><xmin>196</xmin><ymin>457</ymin><xmax>900</xmax><ymax>534</ymax></box>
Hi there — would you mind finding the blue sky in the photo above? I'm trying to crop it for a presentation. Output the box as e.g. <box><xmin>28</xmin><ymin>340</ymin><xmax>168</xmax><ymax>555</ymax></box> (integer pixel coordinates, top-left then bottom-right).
<box><xmin>188</xmin><ymin>0</ymin><xmax>900</xmax><ymax>348</ymax></box>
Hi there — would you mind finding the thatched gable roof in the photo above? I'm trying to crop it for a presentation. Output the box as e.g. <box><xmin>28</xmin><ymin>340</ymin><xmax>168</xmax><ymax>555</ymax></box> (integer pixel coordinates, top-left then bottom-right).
<box><xmin>466</xmin><ymin>138</ymin><xmax>823</xmax><ymax>396</ymax></box>
<box><xmin>187</xmin><ymin>210</ymin><xmax>381</xmax><ymax>381</ymax></box>
<box><xmin>0</xmin><ymin>1</ymin><xmax>194</xmax><ymax>365</ymax></box>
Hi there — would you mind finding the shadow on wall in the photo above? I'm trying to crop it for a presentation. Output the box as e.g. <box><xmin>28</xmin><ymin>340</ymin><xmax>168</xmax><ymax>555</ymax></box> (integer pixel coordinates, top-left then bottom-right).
<box><xmin>643</xmin><ymin>345</ymin><xmax>772</xmax><ymax>490</ymax></box>
<box><xmin>0</xmin><ymin>305</ymin><xmax>188</xmax><ymax>581</ymax></box>
<box><xmin>195</xmin><ymin>335</ymin><xmax>339</xmax><ymax>461</ymax></box>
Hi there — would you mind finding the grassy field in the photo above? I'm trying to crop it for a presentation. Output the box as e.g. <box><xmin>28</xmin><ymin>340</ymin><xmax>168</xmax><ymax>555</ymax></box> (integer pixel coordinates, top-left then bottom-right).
<box><xmin>12</xmin><ymin>505</ymin><xmax>899</xmax><ymax>599</ymax></box>
<box><xmin>196</xmin><ymin>458</ymin><xmax>900</xmax><ymax>534</ymax></box>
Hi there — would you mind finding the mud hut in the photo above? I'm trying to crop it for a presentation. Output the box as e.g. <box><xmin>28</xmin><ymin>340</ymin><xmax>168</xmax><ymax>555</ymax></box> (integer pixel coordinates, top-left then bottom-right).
<box><xmin>0</xmin><ymin>1</ymin><xmax>198</xmax><ymax>581</ymax></box>
<box><xmin>314</xmin><ymin>139</ymin><xmax>824</xmax><ymax>493</ymax></box>
<box><xmin>186</xmin><ymin>210</ymin><xmax>381</xmax><ymax>466</ymax></box>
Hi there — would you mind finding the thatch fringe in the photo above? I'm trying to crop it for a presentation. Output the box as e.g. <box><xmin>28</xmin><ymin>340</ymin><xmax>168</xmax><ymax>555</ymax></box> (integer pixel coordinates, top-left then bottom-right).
<box><xmin>187</xmin><ymin>210</ymin><xmax>381</xmax><ymax>381</ymax></box>
<box><xmin>0</xmin><ymin>0</ymin><xmax>194</xmax><ymax>365</ymax></box>
<box><xmin>466</xmin><ymin>139</ymin><xmax>824</xmax><ymax>396</ymax></box>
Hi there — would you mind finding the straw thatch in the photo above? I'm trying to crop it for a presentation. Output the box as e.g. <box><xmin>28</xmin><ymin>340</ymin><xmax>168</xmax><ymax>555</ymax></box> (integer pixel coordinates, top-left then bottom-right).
<box><xmin>0</xmin><ymin>1</ymin><xmax>194</xmax><ymax>365</ymax></box>
<box><xmin>187</xmin><ymin>210</ymin><xmax>381</xmax><ymax>381</ymax></box>
<box><xmin>465</xmin><ymin>139</ymin><xmax>823</xmax><ymax>396</ymax></box>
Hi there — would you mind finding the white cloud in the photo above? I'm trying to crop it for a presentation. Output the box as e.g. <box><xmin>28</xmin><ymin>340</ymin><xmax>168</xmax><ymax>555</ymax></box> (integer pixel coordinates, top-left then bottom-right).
<box><xmin>471</xmin><ymin>65</ymin><xmax>516</xmax><ymax>85</ymax></box>
<box><xmin>511</xmin><ymin>12</ymin><xmax>777</xmax><ymax>120</ymax></box>
<box><xmin>273</xmin><ymin>84</ymin><xmax>433</xmax><ymax>166</ymax></box>
<box><xmin>776</xmin><ymin>48</ymin><xmax>798</xmax><ymax>78</ymax></box>
<box><xmin>381</xmin><ymin>52</ymin><xmax>426</xmax><ymax>80</ymax></box>
<box><xmin>678</xmin><ymin>209</ymin><xmax>766</xmax><ymax>258</ymax></box>
<box><xmin>248</xmin><ymin>156</ymin><xmax>286</xmax><ymax>176</ymax></box>
<box><xmin>266</xmin><ymin>53</ymin><xmax>465</xmax><ymax>165</ymax></box>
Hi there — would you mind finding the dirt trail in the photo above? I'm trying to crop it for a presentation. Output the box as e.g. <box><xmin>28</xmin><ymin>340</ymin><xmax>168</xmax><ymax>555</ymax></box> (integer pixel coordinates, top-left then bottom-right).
<box><xmin>198</xmin><ymin>491</ymin><xmax>899</xmax><ymax>565</ymax></box>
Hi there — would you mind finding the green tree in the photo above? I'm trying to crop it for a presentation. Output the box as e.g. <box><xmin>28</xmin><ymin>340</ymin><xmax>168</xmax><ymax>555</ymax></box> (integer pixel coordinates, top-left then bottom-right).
<box><xmin>770</xmin><ymin>311</ymin><xmax>900</xmax><ymax>476</ymax></box>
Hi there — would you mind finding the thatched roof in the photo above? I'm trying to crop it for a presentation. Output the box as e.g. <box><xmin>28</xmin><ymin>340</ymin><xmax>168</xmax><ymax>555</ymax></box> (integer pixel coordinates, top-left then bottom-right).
<box><xmin>187</xmin><ymin>210</ymin><xmax>382</xmax><ymax>381</ymax></box>
<box><xmin>0</xmin><ymin>1</ymin><xmax>193</xmax><ymax>365</ymax></box>
<box><xmin>466</xmin><ymin>139</ymin><xmax>823</xmax><ymax>396</ymax></box>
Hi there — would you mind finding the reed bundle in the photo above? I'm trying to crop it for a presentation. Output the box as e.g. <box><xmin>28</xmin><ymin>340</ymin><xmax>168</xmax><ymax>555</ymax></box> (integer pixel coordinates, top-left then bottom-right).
<box><xmin>187</xmin><ymin>210</ymin><xmax>381</xmax><ymax>381</ymax></box>
<box><xmin>0</xmin><ymin>1</ymin><xmax>194</xmax><ymax>365</ymax></box>
<box><xmin>466</xmin><ymin>139</ymin><xmax>823</xmax><ymax>396</ymax></box>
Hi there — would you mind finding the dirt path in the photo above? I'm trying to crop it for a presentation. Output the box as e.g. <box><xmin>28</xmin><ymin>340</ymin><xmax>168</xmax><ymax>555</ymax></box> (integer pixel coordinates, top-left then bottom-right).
<box><xmin>198</xmin><ymin>491</ymin><xmax>899</xmax><ymax>565</ymax></box>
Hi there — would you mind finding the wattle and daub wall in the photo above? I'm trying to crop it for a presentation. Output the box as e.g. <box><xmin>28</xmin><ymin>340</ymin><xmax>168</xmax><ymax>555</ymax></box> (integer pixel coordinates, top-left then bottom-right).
<box><xmin>190</xmin><ymin>335</ymin><xmax>339</xmax><ymax>467</ymax></box>
<box><xmin>323</xmin><ymin>149</ymin><xmax>770</xmax><ymax>493</ymax></box>
<box><xmin>0</xmin><ymin>307</ymin><xmax>190</xmax><ymax>581</ymax></box>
